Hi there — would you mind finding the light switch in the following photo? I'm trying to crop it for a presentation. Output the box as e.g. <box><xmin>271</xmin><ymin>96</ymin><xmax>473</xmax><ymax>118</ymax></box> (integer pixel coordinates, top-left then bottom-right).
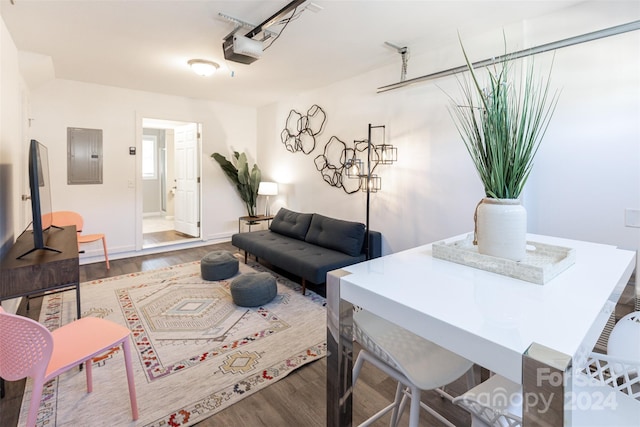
<box><xmin>625</xmin><ymin>208</ymin><xmax>640</xmax><ymax>228</ymax></box>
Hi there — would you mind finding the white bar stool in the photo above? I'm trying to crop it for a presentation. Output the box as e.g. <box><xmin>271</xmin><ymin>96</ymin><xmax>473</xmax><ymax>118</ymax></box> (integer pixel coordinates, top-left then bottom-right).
<box><xmin>353</xmin><ymin>309</ymin><xmax>474</xmax><ymax>427</ymax></box>
<box><xmin>452</xmin><ymin>374</ymin><xmax>522</xmax><ymax>427</ymax></box>
<box><xmin>454</xmin><ymin>311</ymin><xmax>640</xmax><ymax>427</ymax></box>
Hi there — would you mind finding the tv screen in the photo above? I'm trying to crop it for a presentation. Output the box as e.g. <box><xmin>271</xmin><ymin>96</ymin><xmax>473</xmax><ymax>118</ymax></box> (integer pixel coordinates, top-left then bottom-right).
<box><xmin>17</xmin><ymin>139</ymin><xmax>59</xmax><ymax>258</ymax></box>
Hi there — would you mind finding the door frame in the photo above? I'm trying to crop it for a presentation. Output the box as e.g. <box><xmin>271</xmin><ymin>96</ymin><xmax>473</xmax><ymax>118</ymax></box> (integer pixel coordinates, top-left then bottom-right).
<box><xmin>135</xmin><ymin>113</ymin><xmax>202</xmax><ymax>251</ymax></box>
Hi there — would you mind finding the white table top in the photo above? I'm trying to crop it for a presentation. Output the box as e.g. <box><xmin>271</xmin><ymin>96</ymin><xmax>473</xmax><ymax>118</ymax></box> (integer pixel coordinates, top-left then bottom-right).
<box><xmin>339</xmin><ymin>233</ymin><xmax>636</xmax><ymax>384</ymax></box>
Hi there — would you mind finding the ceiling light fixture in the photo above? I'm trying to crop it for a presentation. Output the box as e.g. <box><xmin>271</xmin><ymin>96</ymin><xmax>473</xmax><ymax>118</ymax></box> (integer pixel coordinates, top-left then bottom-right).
<box><xmin>188</xmin><ymin>59</ymin><xmax>219</xmax><ymax>77</ymax></box>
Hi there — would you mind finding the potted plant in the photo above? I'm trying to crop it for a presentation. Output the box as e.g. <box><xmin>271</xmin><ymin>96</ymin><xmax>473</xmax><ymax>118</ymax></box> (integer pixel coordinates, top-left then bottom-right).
<box><xmin>212</xmin><ymin>151</ymin><xmax>261</xmax><ymax>217</ymax></box>
<box><xmin>448</xmin><ymin>39</ymin><xmax>559</xmax><ymax>261</ymax></box>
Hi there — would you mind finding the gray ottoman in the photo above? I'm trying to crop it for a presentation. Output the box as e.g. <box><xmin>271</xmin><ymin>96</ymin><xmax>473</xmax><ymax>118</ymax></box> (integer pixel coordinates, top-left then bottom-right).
<box><xmin>201</xmin><ymin>250</ymin><xmax>239</xmax><ymax>281</ymax></box>
<box><xmin>230</xmin><ymin>272</ymin><xmax>277</xmax><ymax>307</ymax></box>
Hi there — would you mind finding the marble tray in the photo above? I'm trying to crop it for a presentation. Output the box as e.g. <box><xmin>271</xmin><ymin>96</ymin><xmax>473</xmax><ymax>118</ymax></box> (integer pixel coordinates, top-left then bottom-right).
<box><xmin>432</xmin><ymin>234</ymin><xmax>576</xmax><ymax>285</ymax></box>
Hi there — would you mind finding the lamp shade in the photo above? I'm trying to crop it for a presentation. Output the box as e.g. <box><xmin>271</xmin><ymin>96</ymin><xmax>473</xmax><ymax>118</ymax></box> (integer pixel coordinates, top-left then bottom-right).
<box><xmin>346</xmin><ymin>158</ymin><xmax>363</xmax><ymax>178</ymax></box>
<box><xmin>258</xmin><ymin>181</ymin><xmax>278</xmax><ymax>196</ymax></box>
<box><xmin>362</xmin><ymin>175</ymin><xmax>381</xmax><ymax>193</ymax></box>
<box><xmin>376</xmin><ymin>144</ymin><xmax>397</xmax><ymax>164</ymax></box>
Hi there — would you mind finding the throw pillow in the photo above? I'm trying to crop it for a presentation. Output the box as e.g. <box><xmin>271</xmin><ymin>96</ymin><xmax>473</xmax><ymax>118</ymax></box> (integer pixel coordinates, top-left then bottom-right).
<box><xmin>269</xmin><ymin>208</ymin><xmax>313</xmax><ymax>240</ymax></box>
<box><xmin>305</xmin><ymin>214</ymin><xmax>365</xmax><ymax>257</ymax></box>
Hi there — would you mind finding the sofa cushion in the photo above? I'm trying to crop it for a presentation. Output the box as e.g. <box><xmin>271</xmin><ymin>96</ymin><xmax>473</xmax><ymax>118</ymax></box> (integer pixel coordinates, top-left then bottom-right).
<box><xmin>269</xmin><ymin>208</ymin><xmax>313</xmax><ymax>240</ymax></box>
<box><xmin>232</xmin><ymin>230</ymin><xmax>366</xmax><ymax>284</ymax></box>
<box><xmin>305</xmin><ymin>214</ymin><xmax>365</xmax><ymax>257</ymax></box>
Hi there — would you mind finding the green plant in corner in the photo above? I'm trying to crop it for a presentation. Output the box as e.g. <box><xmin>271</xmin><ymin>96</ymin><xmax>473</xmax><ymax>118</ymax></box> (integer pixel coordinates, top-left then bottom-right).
<box><xmin>447</xmin><ymin>37</ymin><xmax>560</xmax><ymax>199</ymax></box>
<box><xmin>212</xmin><ymin>151</ymin><xmax>261</xmax><ymax>217</ymax></box>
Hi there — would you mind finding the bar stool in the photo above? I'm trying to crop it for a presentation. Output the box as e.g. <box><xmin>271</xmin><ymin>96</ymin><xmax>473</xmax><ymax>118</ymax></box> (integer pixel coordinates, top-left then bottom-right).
<box><xmin>352</xmin><ymin>309</ymin><xmax>474</xmax><ymax>427</ymax></box>
<box><xmin>452</xmin><ymin>374</ymin><xmax>522</xmax><ymax>427</ymax></box>
<box><xmin>454</xmin><ymin>312</ymin><xmax>640</xmax><ymax>426</ymax></box>
<box><xmin>608</xmin><ymin>311</ymin><xmax>640</xmax><ymax>365</ymax></box>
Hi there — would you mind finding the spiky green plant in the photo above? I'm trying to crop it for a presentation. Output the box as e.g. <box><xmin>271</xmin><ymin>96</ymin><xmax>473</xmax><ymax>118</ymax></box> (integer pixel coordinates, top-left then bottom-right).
<box><xmin>448</xmin><ymin>39</ymin><xmax>560</xmax><ymax>199</ymax></box>
<box><xmin>212</xmin><ymin>151</ymin><xmax>261</xmax><ymax>216</ymax></box>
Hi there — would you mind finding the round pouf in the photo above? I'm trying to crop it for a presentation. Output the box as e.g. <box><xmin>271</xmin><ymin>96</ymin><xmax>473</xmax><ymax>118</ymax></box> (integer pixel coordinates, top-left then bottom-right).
<box><xmin>200</xmin><ymin>250</ymin><xmax>239</xmax><ymax>281</ymax></box>
<box><xmin>230</xmin><ymin>272</ymin><xmax>277</xmax><ymax>307</ymax></box>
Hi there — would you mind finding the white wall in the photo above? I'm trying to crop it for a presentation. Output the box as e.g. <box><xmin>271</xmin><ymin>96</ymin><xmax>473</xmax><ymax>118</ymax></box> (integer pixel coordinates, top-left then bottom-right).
<box><xmin>257</xmin><ymin>2</ymin><xmax>640</xmax><ymax>258</ymax></box>
<box><xmin>11</xmin><ymin>2</ymin><xmax>640</xmax><ymax>270</ymax></box>
<box><xmin>28</xmin><ymin>79</ymin><xmax>257</xmax><ymax>258</ymax></box>
<box><xmin>0</xmin><ymin>15</ymin><xmax>29</xmax><ymax>312</ymax></box>
<box><xmin>522</xmin><ymin>1</ymin><xmax>640</xmax><ymax>254</ymax></box>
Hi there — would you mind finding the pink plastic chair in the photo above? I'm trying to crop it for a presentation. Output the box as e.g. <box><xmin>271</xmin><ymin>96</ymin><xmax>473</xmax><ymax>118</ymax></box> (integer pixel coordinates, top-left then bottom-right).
<box><xmin>0</xmin><ymin>308</ymin><xmax>138</xmax><ymax>426</ymax></box>
<box><xmin>51</xmin><ymin>210</ymin><xmax>110</xmax><ymax>269</ymax></box>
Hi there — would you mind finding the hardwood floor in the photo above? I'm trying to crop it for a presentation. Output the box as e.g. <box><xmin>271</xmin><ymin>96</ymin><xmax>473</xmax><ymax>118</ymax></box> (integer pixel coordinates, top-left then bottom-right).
<box><xmin>1</xmin><ymin>242</ymin><xmax>636</xmax><ymax>426</ymax></box>
<box><xmin>142</xmin><ymin>230</ymin><xmax>195</xmax><ymax>247</ymax></box>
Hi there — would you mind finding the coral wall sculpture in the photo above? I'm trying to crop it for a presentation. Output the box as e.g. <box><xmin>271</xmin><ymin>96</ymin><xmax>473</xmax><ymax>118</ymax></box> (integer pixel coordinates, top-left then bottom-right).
<box><xmin>281</xmin><ymin>105</ymin><xmax>388</xmax><ymax>195</ymax></box>
<box><xmin>313</xmin><ymin>137</ymin><xmax>383</xmax><ymax>194</ymax></box>
<box><xmin>280</xmin><ymin>104</ymin><xmax>326</xmax><ymax>154</ymax></box>
<box><xmin>313</xmin><ymin>136</ymin><xmax>359</xmax><ymax>194</ymax></box>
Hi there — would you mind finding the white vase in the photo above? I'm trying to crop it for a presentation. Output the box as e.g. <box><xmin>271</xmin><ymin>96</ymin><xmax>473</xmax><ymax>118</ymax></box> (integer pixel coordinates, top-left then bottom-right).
<box><xmin>475</xmin><ymin>198</ymin><xmax>527</xmax><ymax>261</ymax></box>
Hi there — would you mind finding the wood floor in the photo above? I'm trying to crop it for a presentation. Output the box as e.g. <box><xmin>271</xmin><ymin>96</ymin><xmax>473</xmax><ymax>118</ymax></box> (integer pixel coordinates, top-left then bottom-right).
<box><xmin>1</xmin><ymin>242</ymin><xmax>636</xmax><ymax>426</ymax></box>
<box><xmin>142</xmin><ymin>229</ymin><xmax>195</xmax><ymax>247</ymax></box>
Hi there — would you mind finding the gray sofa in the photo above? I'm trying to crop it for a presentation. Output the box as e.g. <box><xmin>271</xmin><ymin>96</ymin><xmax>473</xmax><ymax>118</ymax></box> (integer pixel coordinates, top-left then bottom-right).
<box><xmin>232</xmin><ymin>208</ymin><xmax>382</xmax><ymax>294</ymax></box>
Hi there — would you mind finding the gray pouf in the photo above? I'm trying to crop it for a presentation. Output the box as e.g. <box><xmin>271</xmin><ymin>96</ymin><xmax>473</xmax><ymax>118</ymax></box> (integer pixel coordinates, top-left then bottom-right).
<box><xmin>230</xmin><ymin>272</ymin><xmax>277</xmax><ymax>307</ymax></box>
<box><xmin>201</xmin><ymin>250</ymin><xmax>239</xmax><ymax>281</ymax></box>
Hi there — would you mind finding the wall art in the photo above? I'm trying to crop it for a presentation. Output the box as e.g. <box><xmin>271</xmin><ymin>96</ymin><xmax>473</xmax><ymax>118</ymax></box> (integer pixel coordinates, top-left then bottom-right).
<box><xmin>280</xmin><ymin>104</ymin><xmax>326</xmax><ymax>154</ymax></box>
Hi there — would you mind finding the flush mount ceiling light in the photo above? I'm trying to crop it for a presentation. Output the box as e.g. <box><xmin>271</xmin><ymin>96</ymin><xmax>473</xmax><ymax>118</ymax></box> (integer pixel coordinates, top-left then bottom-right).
<box><xmin>188</xmin><ymin>59</ymin><xmax>219</xmax><ymax>77</ymax></box>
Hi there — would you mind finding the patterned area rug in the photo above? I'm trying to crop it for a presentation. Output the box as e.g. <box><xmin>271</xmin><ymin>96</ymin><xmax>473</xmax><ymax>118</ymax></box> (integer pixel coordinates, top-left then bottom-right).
<box><xmin>18</xmin><ymin>258</ymin><xmax>327</xmax><ymax>426</ymax></box>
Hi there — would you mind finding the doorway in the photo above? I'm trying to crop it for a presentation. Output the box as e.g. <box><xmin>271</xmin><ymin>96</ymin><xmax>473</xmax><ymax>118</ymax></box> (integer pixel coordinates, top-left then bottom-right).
<box><xmin>141</xmin><ymin>118</ymin><xmax>201</xmax><ymax>248</ymax></box>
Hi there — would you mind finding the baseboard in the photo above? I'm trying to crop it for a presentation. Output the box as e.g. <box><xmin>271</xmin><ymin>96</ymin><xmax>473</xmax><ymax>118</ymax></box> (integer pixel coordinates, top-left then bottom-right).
<box><xmin>78</xmin><ymin>237</ymin><xmax>233</xmax><ymax>266</ymax></box>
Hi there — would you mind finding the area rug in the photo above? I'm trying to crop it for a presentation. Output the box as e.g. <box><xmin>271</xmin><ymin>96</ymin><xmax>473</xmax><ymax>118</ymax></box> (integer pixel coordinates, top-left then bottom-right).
<box><xmin>18</xmin><ymin>257</ymin><xmax>327</xmax><ymax>426</ymax></box>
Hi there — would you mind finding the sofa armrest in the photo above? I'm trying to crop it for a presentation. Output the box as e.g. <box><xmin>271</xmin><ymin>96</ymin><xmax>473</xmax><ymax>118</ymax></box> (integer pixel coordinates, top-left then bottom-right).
<box><xmin>365</xmin><ymin>230</ymin><xmax>382</xmax><ymax>258</ymax></box>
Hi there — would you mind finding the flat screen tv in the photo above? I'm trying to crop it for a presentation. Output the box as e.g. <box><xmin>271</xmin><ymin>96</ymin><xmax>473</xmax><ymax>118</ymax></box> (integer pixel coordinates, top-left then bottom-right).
<box><xmin>17</xmin><ymin>139</ymin><xmax>61</xmax><ymax>259</ymax></box>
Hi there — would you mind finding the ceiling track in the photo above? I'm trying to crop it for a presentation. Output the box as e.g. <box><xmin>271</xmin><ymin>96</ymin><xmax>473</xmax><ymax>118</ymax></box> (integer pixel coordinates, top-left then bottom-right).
<box><xmin>218</xmin><ymin>12</ymin><xmax>278</xmax><ymax>40</ymax></box>
<box><xmin>244</xmin><ymin>0</ymin><xmax>307</xmax><ymax>39</ymax></box>
<box><xmin>219</xmin><ymin>0</ymin><xmax>306</xmax><ymax>41</ymax></box>
<box><xmin>377</xmin><ymin>20</ymin><xmax>640</xmax><ymax>93</ymax></box>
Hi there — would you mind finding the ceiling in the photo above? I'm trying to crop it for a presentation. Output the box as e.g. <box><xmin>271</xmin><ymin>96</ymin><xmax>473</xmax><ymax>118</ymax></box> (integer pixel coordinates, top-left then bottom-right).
<box><xmin>1</xmin><ymin>0</ymin><xmax>582</xmax><ymax>107</ymax></box>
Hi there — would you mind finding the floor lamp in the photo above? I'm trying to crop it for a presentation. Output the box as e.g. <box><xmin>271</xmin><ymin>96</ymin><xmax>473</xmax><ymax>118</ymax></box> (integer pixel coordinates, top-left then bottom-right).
<box><xmin>346</xmin><ymin>124</ymin><xmax>397</xmax><ymax>259</ymax></box>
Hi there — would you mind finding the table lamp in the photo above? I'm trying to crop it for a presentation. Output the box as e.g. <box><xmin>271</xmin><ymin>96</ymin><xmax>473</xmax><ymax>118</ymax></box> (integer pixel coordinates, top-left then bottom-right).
<box><xmin>258</xmin><ymin>182</ymin><xmax>278</xmax><ymax>216</ymax></box>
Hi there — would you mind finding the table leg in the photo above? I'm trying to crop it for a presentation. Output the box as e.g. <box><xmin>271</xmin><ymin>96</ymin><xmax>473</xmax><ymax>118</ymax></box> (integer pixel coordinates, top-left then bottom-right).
<box><xmin>522</xmin><ymin>343</ymin><xmax>571</xmax><ymax>426</ymax></box>
<box><xmin>75</xmin><ymin>282</ymin><xmax>81</xmax><ymax>319</ymax></box>
<box><xmin>76</xmin><ymin>282</ymin><xmax>84</xmax><ymax>372</ymax></box>
<box><xmin>327</xmin><ymin>270</ymin><xmax>354</xmax><ymax>427</ymax></box>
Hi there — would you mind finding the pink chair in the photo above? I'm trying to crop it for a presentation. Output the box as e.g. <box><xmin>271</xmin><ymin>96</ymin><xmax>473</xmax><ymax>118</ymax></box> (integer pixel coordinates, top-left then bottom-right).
<box><xmin>0</xmin><ymin>308</ymin><xmax>138</xmax><ymax>427</ymax></box>
<box><xmin>51</xmin><ymin>210</ymin><xmax>110</xmax><ymax>269</ymax></box>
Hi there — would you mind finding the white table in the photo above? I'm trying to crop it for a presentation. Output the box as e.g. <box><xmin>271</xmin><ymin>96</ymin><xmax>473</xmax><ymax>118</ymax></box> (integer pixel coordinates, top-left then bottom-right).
<box><xmin>326</xmin><ymin>233</ymin><xmax>637</xmax><ymax>426</ymax></box>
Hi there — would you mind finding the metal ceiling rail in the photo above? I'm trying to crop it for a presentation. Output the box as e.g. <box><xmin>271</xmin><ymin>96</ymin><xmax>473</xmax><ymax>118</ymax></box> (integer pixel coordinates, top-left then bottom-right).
<box><xmin>377</xmin><ymin>20</ymin><xmax>640</xmax><ymax>93</ymax></box>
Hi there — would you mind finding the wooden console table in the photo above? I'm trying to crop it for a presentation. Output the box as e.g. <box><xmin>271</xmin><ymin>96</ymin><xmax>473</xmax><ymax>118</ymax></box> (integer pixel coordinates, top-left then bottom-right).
<box><xmin>0</xmin><ymin>225</ymin><xmax>81</xmax><ymax>398</ymax></box>
<box><xmin>0</xmin><ymin>226</ymin><xmax>81</xmax><ymax>319</ymax></box>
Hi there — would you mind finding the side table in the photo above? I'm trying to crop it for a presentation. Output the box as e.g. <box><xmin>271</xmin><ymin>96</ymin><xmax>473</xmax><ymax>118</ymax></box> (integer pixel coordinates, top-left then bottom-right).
<box><xmin>238</xmin><ymin>215</ymin><xmax>274</xmax><ymax>233</ymax></box>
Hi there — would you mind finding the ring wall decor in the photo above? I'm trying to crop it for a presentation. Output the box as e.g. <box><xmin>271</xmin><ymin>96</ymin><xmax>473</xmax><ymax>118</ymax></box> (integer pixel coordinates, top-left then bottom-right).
<box><xmin>313</xmin><ymin>137</ymin><xmax>384</xmax><ymax>194</ymax></box>
<box><xmin>279</xmin><ymin>105</ymin><xmax>390</xmax><ymax>196</ymax></box>
<box><xmin>280</xmin><ymin>104</ymin><xmax>326</xmax><ymax>154</ymax></box>
<box><xmin>313</xmin><ymin>136</ymin><xmax>359</xmax><ymax>194</ymax></box>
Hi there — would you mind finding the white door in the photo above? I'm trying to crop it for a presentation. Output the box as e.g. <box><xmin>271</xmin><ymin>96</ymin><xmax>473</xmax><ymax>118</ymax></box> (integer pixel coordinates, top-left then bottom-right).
<box><xmin>174</xmin><ymin>123</ymin><xmax>200</xmax><ymax>237</ymax></box>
